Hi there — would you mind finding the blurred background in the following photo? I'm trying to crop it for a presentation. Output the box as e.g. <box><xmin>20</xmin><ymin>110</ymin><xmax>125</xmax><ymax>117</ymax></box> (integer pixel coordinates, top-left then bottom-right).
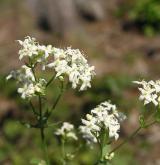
<box><xmin>0</xmin><ymin>0</ymin><xmax>160</xmax><ymax>164</ymax></box>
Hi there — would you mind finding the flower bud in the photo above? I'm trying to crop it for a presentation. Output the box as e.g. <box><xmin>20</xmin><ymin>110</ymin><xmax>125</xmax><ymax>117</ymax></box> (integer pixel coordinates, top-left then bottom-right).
<box><xmin>86</xmin><ymin>114</ymin><xmax>93</xmax><ymax>120</ymax></box>
<box><xmin>59</xmin><ymin>76</ymin><xmax>64</xmax><ymax>81</ymax></box>
<box><xmin>105</xmin><ymin>152</ymin><xmax>114</xmax><ymax>160</ymax></box>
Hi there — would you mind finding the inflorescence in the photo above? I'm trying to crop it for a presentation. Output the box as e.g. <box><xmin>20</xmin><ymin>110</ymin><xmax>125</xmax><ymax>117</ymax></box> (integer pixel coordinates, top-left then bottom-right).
<box><xmin>79</xmin><ymin>101</ymin><xmax>126</xmax><ymax>144</ymax></box>
<box><xmin>7</xmin><ymin>36</ymin><xmax>95</xmax><ymax>99</ymax></box>
<box><xmin>134</xmin><ymin>80</ymin><xmax>160</xmax><ymax>106</ymax></box>
<box><xmin>55</xmin><ymin>122</ymin><xmax>78</xmax><ymax>140</ymax></box>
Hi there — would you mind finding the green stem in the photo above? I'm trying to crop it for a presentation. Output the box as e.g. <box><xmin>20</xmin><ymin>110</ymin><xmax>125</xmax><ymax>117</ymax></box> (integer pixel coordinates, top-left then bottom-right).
<box><xmin>39</xmin><ymin>95</ymin><xmax>50</xmax><ymax>165</ymax></box>
<box><xmin>109</xmin><ymin>120</ymin><xmax>157</xmax><ymax>155</ymax></box>
<box><xmin>46</xmin><ymin>82</ymin><xmax>65</xmax><ymax>120</ymax></box>
<box><xmin>109</xmin><ymin>127</ymin><xmax>141</xmax><ymax>154</ymax></box>
<box><xmin>145</xmin><ymin>120</ymin><xmax>157</xmax><ymax>128</ymax></box>
<box><xmin>46</xmin><ymin>74</ymin><xmax>56</xmax><ymax>87</ymax></box>
<box><xmin>95</xmin><ymin>130</ymin><xmax>109</xmax><ymax>165</ymax></box>
<box><xmin>40</xmin><ymin>128</ymin><xmax>50</xmax><ymax>165</ymax></box>
<box><xmin>29</xmin><ymin>100</ymin><xmax>39</xmax><ymax>116</ymax></box>
<box><xmin>51</xmin><ymin>92</ymin><xmax>63</xmax><ymax>111</ymax></box>
<box><xmin>31</xmin><ymin>66</ymin><xmax>37</xmax><ymax>82</ymax></box>
<box><xmin>61</xmin><ymin>138</ymin><xmax>66</xmax><ymax>165</ymax></box>
<box><xmin>30</xmin><ymin>63</ymin><xmax>50</xmax><ymax>164</ymax></box>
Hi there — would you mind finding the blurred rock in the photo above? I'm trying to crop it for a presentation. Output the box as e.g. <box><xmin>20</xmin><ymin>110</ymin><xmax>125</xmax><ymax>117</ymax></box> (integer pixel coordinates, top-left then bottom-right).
<box><xmin>27</xmin><ymin>0</ymin><xmax>105</xmax><ymax>36</ymax></box>
<box><xmin>27</xmin><ymin>0</ymin><xmax>79</xmax><ymax>36</ymax></box>
<box><xmin>76</xmin><ymin>0</ymin><xmax>105</xmax><ymax>21</ymax></box>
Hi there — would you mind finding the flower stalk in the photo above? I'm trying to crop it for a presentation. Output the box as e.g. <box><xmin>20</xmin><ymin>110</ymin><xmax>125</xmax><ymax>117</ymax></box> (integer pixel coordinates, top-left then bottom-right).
<box><xmin>109</xmin><ymin>120</ymin><xmax>157</xmax><ymax>155</ymax></box>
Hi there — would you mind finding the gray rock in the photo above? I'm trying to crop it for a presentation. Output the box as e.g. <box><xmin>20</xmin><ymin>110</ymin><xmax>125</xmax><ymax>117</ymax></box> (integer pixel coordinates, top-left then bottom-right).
<box><xmin>76</xmin><ymin>0</ymin><xmax>105</xmax><ymax>21</ymax></box>
<box><xmin>27</xmin><ymin>0</ymin><xmax>79</xmax><ymax>35</ymax></box>
<box><xmin>27</xmin><ymin>0</ymin><xmax>106</xmax><ymax>35</ymax></box>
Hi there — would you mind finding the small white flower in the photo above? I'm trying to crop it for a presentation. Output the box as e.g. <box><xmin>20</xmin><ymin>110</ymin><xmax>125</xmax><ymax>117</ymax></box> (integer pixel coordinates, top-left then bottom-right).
<box><xmin>18</xmin><ymin>36</ymin><xmax>38</xmax><ymax>60</ymax></box>
<box><xmin>7</xmin><ymin>65</ymin><xmax>46</xmax><ymax>99</ymax></box>
<box><xmin>133</xmin><ymin>80</ymin><xmax>160</xmax><ymax>106</ymax></box>
<box><xmin>7</xmin><ymin>65</ymin><xmax>35</xmax><ymax>83</ymax></box>
<box><xmin>18</xmin><ymin>83</ymin><xmax>35</xmax><ymax>99</ymax></box>
<box><xmin>55</xmin><ymin>122</ymin><xmax>78</xmax><ymax>140</ymax></box>
<box><xmin>17</xmin><ymin>36</ymin><xmax>54</xmax><ymax>70</ymax></box>
<box><xmin>79</xmin><ymin>101</ymin><xmax>126</xmax><ymax>144</ymax></box>
<box><xmin>79</xmin><ymin>125</ymin><xmax>97</xmax><ymax>143</ymax></box>
<box><xmin>47</xmin><ymin>47</ymin><xmax>95</xmax><ymax>91</ymax></box>
<box><xmin>17</xmin><ymin>78</ymin><xmax>46</xmax><ymax>99</ymax></box>
<box><xmin>53</xmin><ymin>47</ymin><xmax>65</xmax><ymax>59</ymax></box>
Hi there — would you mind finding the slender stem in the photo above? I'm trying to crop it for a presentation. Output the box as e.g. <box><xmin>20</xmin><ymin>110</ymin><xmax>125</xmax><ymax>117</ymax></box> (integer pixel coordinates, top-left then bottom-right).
<box><xmin>94</xmin><ymin>130</ymin><xmax>109</xmax><ymax>165</ymax></box>
<box><xmin>30</xmin><ymin>63</ymin><xmax>50</xmax><ymax>164</ymax></box>
<box><xmin>46</xmin><ymin>82</ymin><xmax>65</xmax><ymax>120</ymax></box>
<box><xmin>38</xmin><ymin>95</ymin><xmax>50</xmax><ymax>165</ymax></box>
<box><xmin>109</xmin><ymin>127</ymin><xmax>141</xmax><ymax>154</ymax></box>
<box><xmin>51</xmin><ymin>92</ymin><xmax>63</xmax><ymax>111</ymax></box>
<box><xmin>31</xmin><ymin>66</ymin><xmax>37</xmax><ymax>82</ymax></box>
<box><xmin>61</xmin><ymin>138</ymin><xmax>66</xmax><ymax>165</ymax></box>
<box><xmin>109</xmin><ymin>120</ymin><xmax>157</xmax><ymax>154</ymax></box>
<box><xmin>46</xmin><ymin>74</ymin><xmax>56</xmax><ymax>87</ymax></box>
<box><xmin>29</xmin><ymin>100</ymin><xmax>39</xmax><ymax>116</ymax></box>
<box><xmin>40</xmin><ymin>127</ymin><xmax>50</xmax><ymax>165</ymax></box>
<box><xmin>145</xmin><ymin>120</ymin><xmax>157</xmax><ymax>128</ymax></box>
<box><xmin>39</xmin><ymin>96</ymin><xmax>42</xmax><ymax>120</ymax></box>
<box><xmin>101</xmin><ymin>131</ymin><xmax>108</xmax><ymax>161</ymax></box>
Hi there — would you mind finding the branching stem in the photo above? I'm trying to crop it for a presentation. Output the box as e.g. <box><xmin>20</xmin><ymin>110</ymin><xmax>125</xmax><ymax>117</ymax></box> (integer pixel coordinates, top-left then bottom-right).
<box><xmin>109</xmin><ymin>120</ymin><xmax>157</xmax><ymax>155</ymax></box>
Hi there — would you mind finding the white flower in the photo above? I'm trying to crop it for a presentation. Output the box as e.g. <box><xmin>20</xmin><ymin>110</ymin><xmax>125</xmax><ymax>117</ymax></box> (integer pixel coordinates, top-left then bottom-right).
<box><xmin>18</xmin><ymin>36</ymin><xmax>38</xmax><ymax>60</ymax></box>
<box><xmin>17</xmin><ymin>36</ymin><xmax>54</xmax><ymax>70</ymax></box>
<box><xmin>8</xmin><ymin>36</ymin><xmax>95</xmax><ymax>98</ymax></box>
<box><xmin>7</xmin><ymin>65</ymin><xmax>35</xmax><ymax>83</ymax></box>
<box><xmin>133</xmin><ymin>80</ymin><xmax>160</xmax><ymax>106</ymax></box>
<box><xmin>79</xmin><ymin>101</ymin><xmax>126</xmax><ymax>144</ymax></box>
<box><xmin>47</xmin><ymin>47</ymin><xmax>95</xmax><ymax>91</ymax></box>
<box><xmin>7</xmin><ymin>65</ymin><xmax>46</xmax><ymax>99</ymax></box>
<box><xmin>79</xmin><ymin>125</ymin><xmax>97</xmax><ymax>143</ymax></box>
<box><xmin>18</xmin><ymin>83</ymin><xmax>35</xmax><ymax>99</ymax></box>
<box><xmin>55</xmin><ymin>122</ymin><xmax>78</xmax><ymax>140</ymax></box>
<box><xmin>53</xmin><ymin>47</ymin><xmax>65</xmax><ymax>59</ymax></box>
<box><xmin>38</xmin><ymin>45</ymin><xmax>53</xmax><ymax>59</ymax></box>
<box><xmin>16</xmin><ymin>78</ymin><xmax>46</xmax><ymax>99</ymax></box>
<box><xmin>37</xmin><ymin>45</ymin><xmax>54</xmax><ymax>70</ymax></box>
<box><xmin>7</xmin><ymin>65</ymin><xmax>35</xmax><ymax>86</ymax></box>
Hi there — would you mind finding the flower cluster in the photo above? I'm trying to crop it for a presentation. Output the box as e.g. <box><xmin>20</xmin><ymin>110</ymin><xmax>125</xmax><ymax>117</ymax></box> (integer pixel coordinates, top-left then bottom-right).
<box><xmin>55</xmin><ymin>122</ymin><xmax>78</xmax><ymax>140</ymax></box>
<box><xmin>134</xmin><ymin>80</ymin><xmax>160</xmax><ymax>106</ymax></box>
<box><xmin>47</xmin><ymin>47</ymin><xmax>95</xmax><ymax>91</ymax></box>
<box><xmin>7</xmin><ymin>36</ymin><xmax>95</xmax><ymax>98</ymax></box>
<box><xmin>7</xmin><ymin>65</ymin><xmax>46</xmax><ymax>99</ymax></box>
<box><xmin>14</xmin><ymin>36</ymin><xmax>95</xmax><ymax>92</ymax></box>
<box><xmin>79</xmin><ymin>101</ymin><xmax>126</xmax><ymax>143</ymax></box>
<box><xmin>18</xmin><ymin>36</ymin><xmax>53</xmax><ymax>70</ymax></box>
